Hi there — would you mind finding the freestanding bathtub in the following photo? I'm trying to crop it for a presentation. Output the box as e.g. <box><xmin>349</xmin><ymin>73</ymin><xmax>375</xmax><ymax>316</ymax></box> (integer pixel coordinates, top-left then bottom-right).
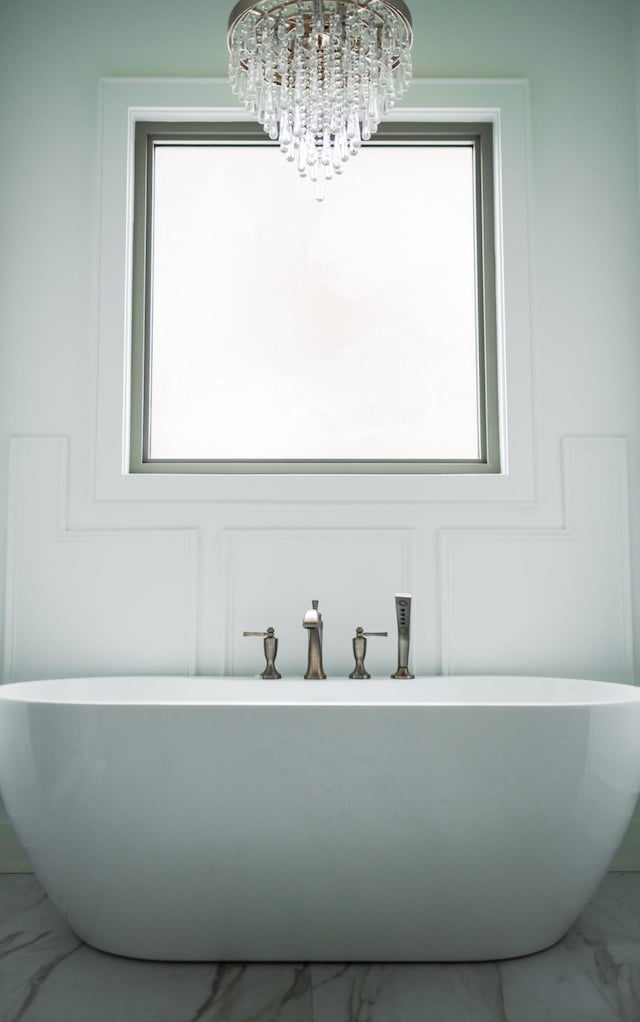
<box><xmin>1</xmin><ymin>675</ymin><xmax>640</xmax><ymax>962</ymax></box>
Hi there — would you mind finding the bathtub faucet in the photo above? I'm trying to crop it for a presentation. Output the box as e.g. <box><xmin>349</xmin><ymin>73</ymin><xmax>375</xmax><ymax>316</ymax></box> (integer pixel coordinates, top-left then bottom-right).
<box><xmin>303</xmin><ymin>599</ymin><xmax>327</xmax><ymax>680</ymax></box>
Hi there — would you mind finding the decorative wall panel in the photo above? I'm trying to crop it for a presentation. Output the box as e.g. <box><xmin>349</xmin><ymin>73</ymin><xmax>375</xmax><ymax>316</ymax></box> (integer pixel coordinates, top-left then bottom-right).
<box><xmin>1</xmin><ymin>436</ymin><xmax>637</xmax><ymax>870</ymax></box>
<box><xmin>440</xmin><ymin>438</ymin><xmax>634</xmax><ymax>682</ymax></box>
<box><xmin>3</xmin><ymin>438</ymin><xmax>198</xmax><ymax>683</ymax></box>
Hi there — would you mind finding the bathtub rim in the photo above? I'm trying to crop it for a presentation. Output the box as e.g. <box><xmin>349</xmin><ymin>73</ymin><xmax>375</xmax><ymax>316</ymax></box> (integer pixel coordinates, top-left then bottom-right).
<box><xmin>0</xmin><ymin>674</ymin><xmax>639</xmax><ymax>708</ymax></box>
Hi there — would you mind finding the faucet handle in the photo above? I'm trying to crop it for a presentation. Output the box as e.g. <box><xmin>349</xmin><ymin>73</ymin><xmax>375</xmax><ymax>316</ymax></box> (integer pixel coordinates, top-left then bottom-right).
<box><xmin>243</xmin><ymin>627</ymin><xmax>282</xmax><ymax>680</ymax></box>
<box><xmin>349</xmin><ymin>626</ymin><xmax>388</xmax><ymax>680</ymax></box>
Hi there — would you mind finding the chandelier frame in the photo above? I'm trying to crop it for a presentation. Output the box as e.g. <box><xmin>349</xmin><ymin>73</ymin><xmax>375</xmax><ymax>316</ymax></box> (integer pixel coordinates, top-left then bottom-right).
<box><xmin>227</xmin><ymin>0</ymin><xmax>414</xmax><ymax>56</ymax></box>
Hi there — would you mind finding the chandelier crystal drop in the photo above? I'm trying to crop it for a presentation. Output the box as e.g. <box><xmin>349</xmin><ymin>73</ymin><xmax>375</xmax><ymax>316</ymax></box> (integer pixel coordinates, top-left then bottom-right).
<box><xmin>227</xmin><ymin>0</ymin><xmax>413</xmax><ymax>200</ymax></box>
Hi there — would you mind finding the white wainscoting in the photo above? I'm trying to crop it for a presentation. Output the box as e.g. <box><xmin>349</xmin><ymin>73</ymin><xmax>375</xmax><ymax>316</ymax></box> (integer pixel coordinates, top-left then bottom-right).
<box><xmin>1</xmin><ymin>434</ymin><xmax>638</xmax><ymax>871</ymax></box>
<box><xmin>440</xmin><ymin>437</ymin><xmax>634</xmax><ymax>682</ymax></box>
<box><xmin>3</xmin><ymin>438</ymin><xmax>199</xmax><ymax>683</ymax></box>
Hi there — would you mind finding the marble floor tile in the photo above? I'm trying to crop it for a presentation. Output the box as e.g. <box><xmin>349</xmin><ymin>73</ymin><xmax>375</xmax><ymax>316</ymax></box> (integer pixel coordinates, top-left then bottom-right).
<box><xmin>309</xmin><ymin>875</ymin><xmax>640</xmax><ymax>1022</ymax></box>
<box><xmin>1</xmin><ymin>873</ymin><xmax>640</xmax><ymax>1022</ymax></box>
<box><xmin>310</xmin><ymin>962</ymin><xmax>510</xmax><ymax>1022</ymax></box>
<box><xmin>0</xmin><ymin>878</ymin><xmax>312</xmax><ymax>1022</ymax></box>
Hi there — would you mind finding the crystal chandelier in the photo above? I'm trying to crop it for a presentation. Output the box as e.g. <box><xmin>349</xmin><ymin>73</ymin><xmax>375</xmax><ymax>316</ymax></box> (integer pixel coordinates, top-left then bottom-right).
<box><xmin>227</xmin><ymin>0</ymin><xmax>413</xmax><ymax>200</ymax></box>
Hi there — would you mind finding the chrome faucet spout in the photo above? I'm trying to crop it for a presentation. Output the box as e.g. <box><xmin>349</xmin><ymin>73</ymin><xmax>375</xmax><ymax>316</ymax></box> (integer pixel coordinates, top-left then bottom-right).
<box><xmin>303</xmin><ymin>599</ymin><xmax>327</xmax><ymax>679</ymax></box>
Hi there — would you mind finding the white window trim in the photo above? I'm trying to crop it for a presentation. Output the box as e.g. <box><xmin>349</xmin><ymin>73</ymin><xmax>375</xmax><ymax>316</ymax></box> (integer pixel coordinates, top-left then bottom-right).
<box><xmin>93</xmin><ymin>77</ymin><xmax>535</xmax><ymax>504</ymax></box>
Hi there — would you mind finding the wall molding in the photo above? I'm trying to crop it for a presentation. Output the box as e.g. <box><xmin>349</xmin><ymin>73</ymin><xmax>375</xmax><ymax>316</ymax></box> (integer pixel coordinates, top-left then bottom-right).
<box><xmin>439</xmin><ymin>436</ymin><xmax>635</xmax><ymax>682</ymax></box>
<box><xmin>3</xmin><ymin>437</ymin><xmax>200</xmax><ymax>683</ymax></box>
<box><xmin>1</xmin><ymin>435</ymin><xmax>638</xmax><ymax>870</ymax></box>
<box><xmin>92</xmin><ymin>76</ymin><xmax>535</xmax><ymax>504</ymax></box>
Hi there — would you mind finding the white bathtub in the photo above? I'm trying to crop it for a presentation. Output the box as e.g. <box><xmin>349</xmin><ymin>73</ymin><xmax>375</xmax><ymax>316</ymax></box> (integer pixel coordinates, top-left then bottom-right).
<box><xmin>1</xmin><ymin>675</ymin><xmax>640</xmax><ymax>962</ymax></box>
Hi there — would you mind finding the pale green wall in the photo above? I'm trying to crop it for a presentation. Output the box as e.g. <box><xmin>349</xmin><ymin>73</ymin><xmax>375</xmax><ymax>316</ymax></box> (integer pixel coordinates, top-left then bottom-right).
<box><xmin>621</xmin><ymin>0</ymin><xmax>640</xmax><ymax>870</ymax></box>
<box><xmin>1</xmin><ymin>1</ymin><xmax>640</xmax><ymax>871</ymax></box>
<box><xmin>2</xmin><ymin>0</ymin><xmax>638</xmax><ymax>650</ymax></box>
<box><xmin>635</xmin><ymin>0</ymin><xmax>640</xmax><ymax>198</ymax></box>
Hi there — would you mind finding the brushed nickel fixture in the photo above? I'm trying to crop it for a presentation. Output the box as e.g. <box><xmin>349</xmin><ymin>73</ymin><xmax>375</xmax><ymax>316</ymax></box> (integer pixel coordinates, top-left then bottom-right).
<box><xmin>243</xmin><ymin>626</ymin><xmax>282</xmax><ymax>678</ymax></box>
<box><xmin>227</xmin><ymin>0</ymin><xmax>413</xmax><ymax>200</ymax></box>
<box><xmin>303</xmin><ymin>599</ymin><xmax>327</xmax><ymax>679</ymax></box>
<box><xmin>391</xmin><ymin>593</ymin><xmax>414</xmax><ymax>679</ymax></box>
<box><xmin>244</xmin><ymin>596</ymin><xmax>411</xmax><ymax>679</ymax></box>
<box><xmin>349</xmin><ymin>626</ymin><xmax>388</xmax><ymax>679</ymax></box>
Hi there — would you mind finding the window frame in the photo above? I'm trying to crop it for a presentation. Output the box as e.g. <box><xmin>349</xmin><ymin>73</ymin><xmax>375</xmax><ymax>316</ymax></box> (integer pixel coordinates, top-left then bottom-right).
<box><xmin>93</xmin><ymin>77</ymin><xmax>535</xmax><ymax>504</ymax></box>
<box><xmin>129</xmin><ymin>119</ymin><xmax>500</xmax><ymax>475</ymax></box>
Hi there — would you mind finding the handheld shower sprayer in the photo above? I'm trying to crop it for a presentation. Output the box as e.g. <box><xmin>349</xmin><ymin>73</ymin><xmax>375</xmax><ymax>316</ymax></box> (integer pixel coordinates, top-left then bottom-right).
<box><xmin>391</xmin><ymin>593</ymin><xmax>414</xmax><ymax>679</ymax></box>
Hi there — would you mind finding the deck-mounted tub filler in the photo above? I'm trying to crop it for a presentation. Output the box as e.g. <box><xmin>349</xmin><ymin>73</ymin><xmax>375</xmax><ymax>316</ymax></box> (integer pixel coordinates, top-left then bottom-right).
<box><xmin>1</xmin><ymin>675</ymin><xmax>640</xmax><ymax>962</ymax></box>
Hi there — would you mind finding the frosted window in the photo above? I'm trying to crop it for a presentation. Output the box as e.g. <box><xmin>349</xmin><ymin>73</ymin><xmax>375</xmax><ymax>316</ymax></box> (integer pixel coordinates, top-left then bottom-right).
<box><xmin>131</xmin><ymin>126</ymin><xmax>498</xmax><ymax>472</ymax></box>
